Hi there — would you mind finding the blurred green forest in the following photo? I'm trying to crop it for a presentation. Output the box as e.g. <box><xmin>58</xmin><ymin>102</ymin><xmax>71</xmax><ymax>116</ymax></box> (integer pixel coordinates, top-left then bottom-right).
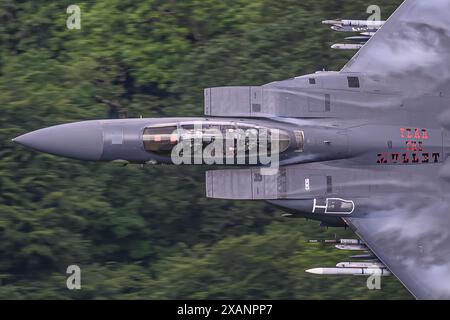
<box><xmin>0</xmin><ymin>0</ymin><xmax>412</xmax><ymax>299</ymax></box>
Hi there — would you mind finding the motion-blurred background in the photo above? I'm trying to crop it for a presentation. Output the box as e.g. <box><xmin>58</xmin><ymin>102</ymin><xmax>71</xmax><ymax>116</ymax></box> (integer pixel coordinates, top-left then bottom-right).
<box><xmin>0</xmin><ymin>0</ymin><xmax>411</xmax><ymax>299</ymax></box>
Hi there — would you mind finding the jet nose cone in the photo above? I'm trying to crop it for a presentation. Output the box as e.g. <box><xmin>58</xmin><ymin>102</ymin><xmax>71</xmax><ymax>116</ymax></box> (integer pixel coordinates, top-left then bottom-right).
<box><xmin>13</xmin><ymin>120</ymin><xmax>104</xmax><ymax>161</ymax></box>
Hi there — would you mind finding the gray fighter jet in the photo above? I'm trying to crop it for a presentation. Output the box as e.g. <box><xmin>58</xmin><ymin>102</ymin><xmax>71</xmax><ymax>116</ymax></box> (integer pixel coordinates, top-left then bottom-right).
<box><xmin>12</xmin><ymin>0</ymin><xmax>450</xmax><ymax>299</ymax></box>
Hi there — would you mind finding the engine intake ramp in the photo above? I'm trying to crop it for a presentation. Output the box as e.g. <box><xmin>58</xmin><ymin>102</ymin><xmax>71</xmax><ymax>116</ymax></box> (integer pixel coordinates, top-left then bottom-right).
<box><xmin>205</xmin><ymin>166</ymin><xmax>370</xmax><ymax>200</ymax></box>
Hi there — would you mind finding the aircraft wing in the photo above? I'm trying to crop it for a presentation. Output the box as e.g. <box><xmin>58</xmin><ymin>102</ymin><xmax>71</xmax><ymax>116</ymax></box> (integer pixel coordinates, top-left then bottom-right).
<box><xmin>343</xmin><ymin>162</ymin><xmax>450</xmax><ymax>300</ymax></box>
<box><xmin>342</xmin><ymin>0</ymin><xmax>450</xmax><ymax>95</ymax></box>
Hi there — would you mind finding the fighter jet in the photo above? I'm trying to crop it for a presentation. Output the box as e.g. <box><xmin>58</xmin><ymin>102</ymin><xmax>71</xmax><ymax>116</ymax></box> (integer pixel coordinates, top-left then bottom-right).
<box><xmin>12</xmin><ymin>0</ymin><xmax>450</xmax><ymax>299</ymax></box>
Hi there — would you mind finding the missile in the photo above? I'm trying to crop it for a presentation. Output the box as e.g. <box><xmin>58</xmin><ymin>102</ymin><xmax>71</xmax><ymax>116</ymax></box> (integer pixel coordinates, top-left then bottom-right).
<box><xmin>331</xmin><ymin>26</ymin><xmax>361</xmax><ymax>33</ymax></box>
<box><xmin>335</xmin><ymin>244</ymin><xmax>367</xmax><ymax>251</ymax></box>
<box><xmin>331</xmin><ymin>43</ymin><xmax>363</xmax><ymax>51</ymax></box>
<box><xmin>306</xmin><ymin>267</ymin><xmax>391</xmax><ymax>276</ymax></box>
<box><xmin>322</xmin><ymin>20</ymin><xmax>342</xmax><ymax>26</ymax></box>
<box><xmin>339</xmin><ymin>239</ymin><xmax>364</xmax><ymax>245</ymax></box>
<box><xmin>350</xmin><ymin>254</ymin><xmax>377</xmax><ymax>260</ymax></box>
<box><xmin>322</xmin><ymin>20</ymin><xmax>385</xmax><ymax>33</ymax></box>
<box><xmin>322</xmin><ymin>19</ymin><xmax>385</xmax><ymax>27</ymax></box>
<box><xmin>336</xmin><ymin>262</ymin><xmax>386</xmax><ymax>269</ymax></box>
<box><xmin>307</xmin><ymin>239</ymin><xmax>339</xmax><ymax>244</ymax></box>
<box><xmin>307</xmin><ymin>239</ymin><xmax>364</xmax><ymax>245</ymax></box>
<box><xmin>344</xmin><ymin>36</ymin><xmax>371</xmax><ymax>43</ymax></box>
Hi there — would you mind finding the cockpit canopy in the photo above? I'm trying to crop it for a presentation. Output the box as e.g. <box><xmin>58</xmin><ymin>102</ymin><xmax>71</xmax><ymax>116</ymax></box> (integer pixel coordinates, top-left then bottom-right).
<box><xmin>142</xmin><ymin>121</ymin><xmax>303</xmax><ymax>161</ymax></box>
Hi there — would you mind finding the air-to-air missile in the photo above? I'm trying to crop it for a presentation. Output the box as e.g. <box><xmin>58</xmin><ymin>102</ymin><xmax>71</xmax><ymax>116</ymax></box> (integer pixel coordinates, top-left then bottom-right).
<box><xmin>359</xmin><ymin>32</ymin><xmax>376</xmax><ymax>37</ymax></box>
<box><xmin>306</xmin><ymin>267</ymin><xmax>391</xmax><ymax>276</ymax></box>
<box><xmin>308</xmin><ymin>239</ymin><xmax>367</xmax><ymax>250</ymax></box>
<box><xmin>349</xmin><ymin>254</ymin><xmax>377</xmax><ymax>260</ymax></box>
<box><xmin>344</xmin><ymin>36</ymin><xmax>371</xmax><ymax>43</ymax></box>
<box><xmin>335</xmin><ymin>244</ymin><xmax>367</xmax><ymax>251</ymax></box>
<box><xmin>307</xmin><ymin>239</ymin><xmax>364</xmax><ymax>245</ymax></box>
<box><xmin>322</xmin><ymin>19</ymin><xmax>385</xmax><ymax>33</ymax></box>
<box><xmin>330</xmin><ymin>43</ymin><xmax>364</xmax><ymax>51</ymax></box>
<box><xmin>336</xmin><ymin>262</ymin><xmax>386</xmax><ymax>269</ymax></box>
